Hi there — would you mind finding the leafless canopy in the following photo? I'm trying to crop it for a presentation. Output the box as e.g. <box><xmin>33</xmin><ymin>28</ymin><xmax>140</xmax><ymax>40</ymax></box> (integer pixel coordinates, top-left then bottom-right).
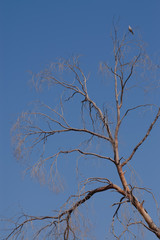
<box><xmin>3</xmin><ymin>26</ymin><xmax>160</xmax><ymax>239</ymax></box>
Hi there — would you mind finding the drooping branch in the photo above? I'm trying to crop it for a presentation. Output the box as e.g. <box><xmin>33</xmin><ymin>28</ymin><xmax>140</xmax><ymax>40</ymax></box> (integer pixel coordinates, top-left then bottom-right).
<box><xmin>4</xmin><ymin>182</ymin><xmax>125</xmax><ymax>240</ymax></box>
<box><xmin>48</xmin><ymin>149</ymin><xmax>115</xmax><ymax>163</ymax></box>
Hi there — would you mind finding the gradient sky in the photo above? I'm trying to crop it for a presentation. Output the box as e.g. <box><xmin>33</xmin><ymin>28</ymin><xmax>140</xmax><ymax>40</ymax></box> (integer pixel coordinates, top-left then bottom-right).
<box><xmin>1</xmin><ymin>1</ymin><xmax>160</xmax><ymax>239</ymax></box>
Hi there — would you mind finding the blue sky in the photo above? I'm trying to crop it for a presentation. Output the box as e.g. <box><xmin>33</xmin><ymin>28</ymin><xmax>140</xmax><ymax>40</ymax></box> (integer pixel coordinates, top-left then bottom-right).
<box><xmin>1</xmin><ymin>1</ymin><xmax>160</xmax><ymax>239</ymax></box>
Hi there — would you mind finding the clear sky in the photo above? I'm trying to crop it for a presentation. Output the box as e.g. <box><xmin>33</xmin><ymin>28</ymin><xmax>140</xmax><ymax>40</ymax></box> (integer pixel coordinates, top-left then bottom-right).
<box><xmin>1</xmin><ymin>1</ymin><xmax>160</xmax><ymax>239</ymax></box>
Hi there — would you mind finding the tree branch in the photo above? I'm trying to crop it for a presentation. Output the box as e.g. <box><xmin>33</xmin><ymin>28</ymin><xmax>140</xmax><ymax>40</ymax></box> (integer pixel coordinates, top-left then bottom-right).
<box><xmin>122</xmin><ymin>108</ymin><xmax>160</xmax><ymax>167</ymax></box>
<box><xmin>4</xmin><ymin>182</ymin><xmax>125</xmax><ymax>240</ymax></box>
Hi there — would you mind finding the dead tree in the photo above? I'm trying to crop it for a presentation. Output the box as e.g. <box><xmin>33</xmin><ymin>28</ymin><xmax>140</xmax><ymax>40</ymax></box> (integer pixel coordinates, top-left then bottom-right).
<box><xmin>3</xmin><ymin>27</ymin><xmax>160</xmax><ymax>239</ymax></box>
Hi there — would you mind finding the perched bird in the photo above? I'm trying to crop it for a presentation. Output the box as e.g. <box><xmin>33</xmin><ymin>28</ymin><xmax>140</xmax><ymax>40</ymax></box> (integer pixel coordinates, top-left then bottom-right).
<box><xmin>128</xmin><ymin>25</ymin><xmax>134</xmax><ymax>35</ymax></box>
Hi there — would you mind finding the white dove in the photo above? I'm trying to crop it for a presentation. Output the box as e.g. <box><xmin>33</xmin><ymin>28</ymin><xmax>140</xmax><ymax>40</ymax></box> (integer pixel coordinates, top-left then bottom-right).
<box><xmin>128</xmin><ymin>25</ymin><xmax>134</xmax><ymax>35</ymax></box>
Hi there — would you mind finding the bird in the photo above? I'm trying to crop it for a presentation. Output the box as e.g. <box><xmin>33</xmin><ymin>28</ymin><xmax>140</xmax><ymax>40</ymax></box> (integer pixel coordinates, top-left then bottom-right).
<box><xmin>128</xmin><ymin>25</ymin><xmax>134</xmax><ymax>35</ymax></box>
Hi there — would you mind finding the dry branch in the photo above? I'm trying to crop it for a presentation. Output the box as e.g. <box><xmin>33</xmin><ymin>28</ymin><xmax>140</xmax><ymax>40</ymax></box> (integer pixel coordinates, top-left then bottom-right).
<box><xmin>122</xmin><ymin>108</ymin><xmax>160</xmax><ymax>167</ymax></box>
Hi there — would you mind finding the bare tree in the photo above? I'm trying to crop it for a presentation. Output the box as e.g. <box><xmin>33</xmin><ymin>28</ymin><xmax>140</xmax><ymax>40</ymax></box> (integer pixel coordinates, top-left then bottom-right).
<box><xmin>3</xmin><ymin>26</ymin><xmax>160</xmax><ymax>239</ymax></box>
